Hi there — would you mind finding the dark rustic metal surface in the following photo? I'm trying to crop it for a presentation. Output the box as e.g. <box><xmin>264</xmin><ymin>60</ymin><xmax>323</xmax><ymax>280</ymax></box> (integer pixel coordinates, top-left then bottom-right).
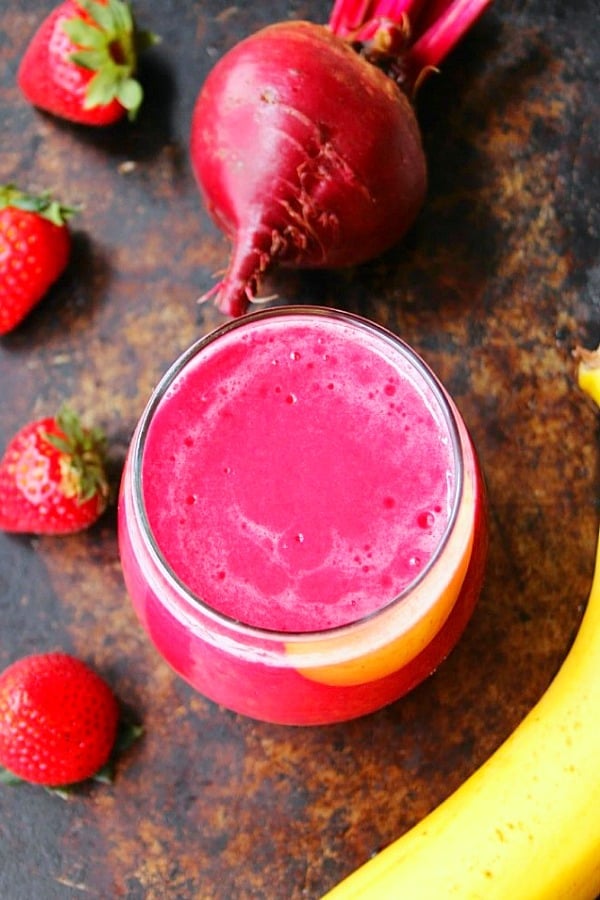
<box><xmin>0</xmin><ymin>1</ymin><xmax>599</xmax><ymax>897</ymax></box>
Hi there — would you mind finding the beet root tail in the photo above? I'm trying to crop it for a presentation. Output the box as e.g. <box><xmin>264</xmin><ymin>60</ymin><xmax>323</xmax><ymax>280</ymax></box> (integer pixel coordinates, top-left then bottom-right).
<box><xmin>202</xmin><ymin>232</ymin><xmax>275</xmax><ymax>318</ymax></box>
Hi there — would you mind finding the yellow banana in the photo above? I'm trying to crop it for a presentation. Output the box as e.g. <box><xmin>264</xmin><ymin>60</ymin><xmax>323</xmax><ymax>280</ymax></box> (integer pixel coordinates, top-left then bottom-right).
<box><xmin>323</xmin><ymin>347</ymin><xmax>600</xmax><ymax>900</ymax></box>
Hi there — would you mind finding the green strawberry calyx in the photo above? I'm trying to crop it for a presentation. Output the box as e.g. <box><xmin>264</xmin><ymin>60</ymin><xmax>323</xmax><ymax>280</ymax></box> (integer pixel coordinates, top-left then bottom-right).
<box><xmin>64</xmin><ymin>0</ymin><xmax>159</xmax><ymax>120</ymax></box>
<box><xmin>0</xmin><ymin>184</ymin><xmax>75</xmax><ymax>227</ymax></box>
<box><xmin>43</xmin><ymin>405</ymin><xmax>110</xmax><ymax>507</ymax></box>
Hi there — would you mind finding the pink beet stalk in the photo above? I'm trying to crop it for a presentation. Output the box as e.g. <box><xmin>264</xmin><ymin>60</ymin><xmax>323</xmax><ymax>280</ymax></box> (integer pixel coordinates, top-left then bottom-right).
<box><xmin>328</xmin><ymin>0</ymin><xmax>493</xmax><ymax>91</ymax></box>
<box><xmin>406</xmin><ymin>0</ymin><xmax>494</xmax><ymax>83</ymax></box>
<box><xmin>190</xmin><ymin>0</ymin><xmax>493</xmax><ymax>317</ymax></box>
<box><xmin>330</xmin><ymin>0</ymin><xmax>429</xmax><ymax>37</ymax></box>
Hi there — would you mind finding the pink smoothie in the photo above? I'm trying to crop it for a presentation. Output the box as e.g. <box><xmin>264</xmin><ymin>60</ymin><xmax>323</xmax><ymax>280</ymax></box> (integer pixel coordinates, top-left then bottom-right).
<box><xmin>141</xmin><ymin>314</ymin><xmax>456</xmax><ymax>633</ymax></box>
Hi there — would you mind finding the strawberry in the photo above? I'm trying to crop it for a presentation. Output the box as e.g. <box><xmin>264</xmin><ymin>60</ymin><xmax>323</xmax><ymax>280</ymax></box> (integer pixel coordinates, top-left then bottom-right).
<box><xmin>0</xmin><ymin>406</ymin><xmax>109</xmax><ymax>534</ymax></box>
<box><xmin>0</xmin><ymin>184</ymin><xmax>73</xmax><ymax>335</ymax></box>
<box><xmin>0</xmin><ymin>652</ymin><xmax>119</xmax><ymax>786</ymax></box>
<box><xmin>17</xmin><ymin>0</ymin><xmax>157</xmax><ymax>126</ymax></box>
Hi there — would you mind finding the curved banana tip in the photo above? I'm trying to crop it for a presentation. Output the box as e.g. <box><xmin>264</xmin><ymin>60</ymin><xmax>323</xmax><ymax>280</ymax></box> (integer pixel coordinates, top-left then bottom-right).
<box><xmin>575</xmin><ymin>343</ymin><xmax>600</xmax><ymax>408</ymax></box>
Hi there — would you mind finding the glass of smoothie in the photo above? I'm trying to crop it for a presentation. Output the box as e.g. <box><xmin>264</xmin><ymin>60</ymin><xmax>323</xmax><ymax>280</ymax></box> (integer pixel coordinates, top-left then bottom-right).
<box><xmin>118</xmin><ymin>307</ymin><xmax>487</xmax><ymax>725</ymax></box>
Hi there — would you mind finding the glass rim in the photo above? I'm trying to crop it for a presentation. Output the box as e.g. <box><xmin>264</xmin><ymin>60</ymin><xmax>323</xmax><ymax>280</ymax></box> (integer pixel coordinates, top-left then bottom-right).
<box><xmin>128</xmin><ymin>305</ymin><xmax>465</xmax><ymax>643</ymax></box>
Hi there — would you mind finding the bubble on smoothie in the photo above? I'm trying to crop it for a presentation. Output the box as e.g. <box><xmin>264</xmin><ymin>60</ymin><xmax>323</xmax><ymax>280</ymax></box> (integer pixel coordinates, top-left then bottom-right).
<box><xmin>417</xmin><ymin>510</ymin><xmax>436</xmax><ymax>529</ymax></box>
<box><xmin>165</xmin><ymin>380</ymin><xmax>184</xmax><ymax>399</ymax></box>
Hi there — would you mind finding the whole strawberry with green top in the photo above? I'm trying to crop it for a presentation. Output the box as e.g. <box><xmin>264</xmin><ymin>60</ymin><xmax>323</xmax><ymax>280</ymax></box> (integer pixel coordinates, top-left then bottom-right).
<box><xmin>0</xmin><ymin>406</ymin><xmax>109</xmax><ymax>534</ymax></box>
<box><xmin>0</xmin><ymin>184</ymin><xmax>73</xmax><ymax>335</ymax></box>
<box><xmin>17</xmin><ymin>0</ymin><xmax>157</xmax><ymax>125</ymax></box>
<box><xmin>0</xmin><ymin>652</ymin><xmax>119</xmax><ymax>786</ymax></box>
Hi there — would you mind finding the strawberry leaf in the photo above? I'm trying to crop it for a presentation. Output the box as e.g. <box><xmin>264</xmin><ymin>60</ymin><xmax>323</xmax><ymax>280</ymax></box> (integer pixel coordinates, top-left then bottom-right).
<box><xmin>0</xmin><ymin>766</ymin><xmax>23</xmax><ymax>785</ymax></box>
<box><xmin>0</xmin><ymin>184</ymin><xmax>75</xmax><ymax>225</ymax></box>
<box><xmin>0</xmin><ymin>769</ymin><xmax>76</xmax><ymax>799</ymax></box>
<box><xmin>84</xmin><ymin>65</ymin><xmax>121</xmax><ymax>109</ymax></box>
<box><xmin>44</xmin><ymin>200</ymin><xmax>75</xmax><ymax>227</ymax></box>
<box><xmin>78</xmin><ymin>0</ymin><xmax>115</xmax><ymax>32</ymax></box>
<box><xmin>93</xmin><ymin>719</ymin><xmax>144</xmax><ymax>784</ymax></box>
<box><xmin>63</xmin><ymin>18</ymin><xmax>106</xmax><ymax>50</ymax></box>
<box><xmin>117</xmin><ymin>78</ymin><xmax>143</xmax><ymax>117</ymax></box>
<box><xmin>136</xmin><ymin>28</ymin><xmax>160</xmax><ymax>53</ymax></box>
<box><xmin>46</xmin><ymin>785</ymin><xmax>74</xmax><ymax>800</ymax></box>
<box><xmin>70</xmin><ymin>48</ymin><xmax>107</xmax><ymax>71</ymax></box>
<box><xmin>110</xmin><ymin>0</ymin><xmax>134</xmax><ymax>35</ymax></box>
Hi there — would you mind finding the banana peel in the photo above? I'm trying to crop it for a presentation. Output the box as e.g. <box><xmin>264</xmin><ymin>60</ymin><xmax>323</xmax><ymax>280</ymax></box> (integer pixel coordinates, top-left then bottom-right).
<box><xmin>323</xmin><ymin>346</ymin><xmax>600</xmax><ymax>900</ymax></box>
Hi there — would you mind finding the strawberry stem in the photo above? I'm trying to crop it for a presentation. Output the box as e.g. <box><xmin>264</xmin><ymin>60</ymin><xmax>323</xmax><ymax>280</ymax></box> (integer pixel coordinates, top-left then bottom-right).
<box><xmin>328</xmin><ymin>0</ymin><xmax>493</xmax><ymax>91</ymax></box>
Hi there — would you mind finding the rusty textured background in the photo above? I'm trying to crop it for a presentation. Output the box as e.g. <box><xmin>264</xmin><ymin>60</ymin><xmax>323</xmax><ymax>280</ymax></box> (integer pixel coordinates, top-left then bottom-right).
<box><xmin>0</xmin><ymin>0</ymin><xmax>599</xmax><ymax>897</ymax></box>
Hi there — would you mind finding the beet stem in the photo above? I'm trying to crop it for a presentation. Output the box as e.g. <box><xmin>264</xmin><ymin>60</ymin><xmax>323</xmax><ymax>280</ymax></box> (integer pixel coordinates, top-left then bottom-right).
<box><xmin>329</xmin><ymin>0</ymin><xmax>448</xmax><ymax>37</ymax></box>
<box><xmin>405</xmin><ymin>0</ymin><xmax>493</xmax><ymax>74</ymax></box>
<box><xmin>329</xmin><ymin>0</ymin><xmax>373</xmax><ymax>36</ymax></box>
<box><xmin>374</xmin><ymin>0</ymin><xmax>430</xmax><ymax>24</ymax></box>
<box><xmin>329</xmin><ymin>0</ymin><xmax>492</xmax><ymax>89</ymax></box>
<box><xmin>413</xmin><ymin>0</ymin><xmax>464</xmax><ymax>33</ymax></box>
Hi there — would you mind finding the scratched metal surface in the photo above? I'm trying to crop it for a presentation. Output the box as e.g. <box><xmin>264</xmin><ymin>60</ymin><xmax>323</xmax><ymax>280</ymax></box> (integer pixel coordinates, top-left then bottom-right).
<box><xmin>0</xmin><ymin>1</ymin><xmax>598</xmax><ymax>897</ymax></box>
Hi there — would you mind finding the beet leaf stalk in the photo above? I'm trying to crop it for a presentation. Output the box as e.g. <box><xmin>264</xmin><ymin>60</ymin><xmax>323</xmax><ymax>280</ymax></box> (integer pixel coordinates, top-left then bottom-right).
<box><xmin>329</xmin><ymin>0</ymin><xmax>492</xmax><ymax>91</ymax></box>
<box><xmin>190</xmin><ymin>0</ymin><xmax>493</xmax><ymax>317</ymax></box>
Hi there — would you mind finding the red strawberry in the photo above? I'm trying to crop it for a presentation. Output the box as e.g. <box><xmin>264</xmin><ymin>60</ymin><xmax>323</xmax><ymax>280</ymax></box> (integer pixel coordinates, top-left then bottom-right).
<box><xmin>0</xmin><ymin>184</ymin><xmax>73</xmax><ymax>335</ymax></box>
<box><xmin>17</xmin><ymin>0</ymin><xmax>157</xmax><ymax>126</ymax></box>
<box><xmin>0</xmin><ymin>406</ymin><xmax>109</xmax><ymax>534</ymax></box>
<box><xmin>0</xmin><ymin>652</ymin><xmax>119</xmax><ymax>786</ymax></box>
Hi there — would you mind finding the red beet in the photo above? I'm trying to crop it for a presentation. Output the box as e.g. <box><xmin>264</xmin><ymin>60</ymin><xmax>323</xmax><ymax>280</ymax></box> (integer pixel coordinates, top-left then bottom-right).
<box><xmin>190</xmin><ymin>0</ymin><xmax>492</xmax><ymax>317</ymax></box>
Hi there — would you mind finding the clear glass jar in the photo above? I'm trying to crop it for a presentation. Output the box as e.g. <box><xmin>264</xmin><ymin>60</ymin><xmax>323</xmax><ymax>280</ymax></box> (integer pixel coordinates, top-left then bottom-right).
<box><xmin>118</xmin><ymin>307</ymin><xmax>487</xmax><ymax>724</ymax></box>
